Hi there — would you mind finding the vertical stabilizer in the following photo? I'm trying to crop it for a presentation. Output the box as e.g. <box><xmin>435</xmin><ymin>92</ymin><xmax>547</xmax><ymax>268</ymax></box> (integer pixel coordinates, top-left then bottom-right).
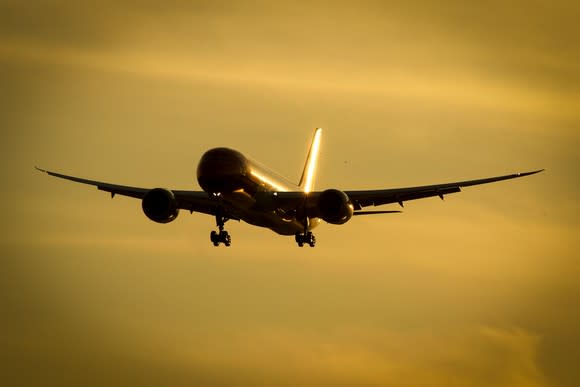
<box><xmin>299</xmin><ymin>128</ymin><xmax>322</xmax><ymax>193</ymax></box>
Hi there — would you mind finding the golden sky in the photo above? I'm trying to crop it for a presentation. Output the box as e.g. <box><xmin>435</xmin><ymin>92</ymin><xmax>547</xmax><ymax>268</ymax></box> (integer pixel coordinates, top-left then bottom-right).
<box><xmin>1</xmin><ymin>1</ymin><xmax>579</xmax><ymax>386</ymax></box>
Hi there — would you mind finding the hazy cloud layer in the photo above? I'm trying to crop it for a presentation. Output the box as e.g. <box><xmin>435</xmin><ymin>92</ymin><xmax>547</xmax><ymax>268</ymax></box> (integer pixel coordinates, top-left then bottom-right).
<box><xmin>1</xmin><ymin>1</ymin><xmax>579</xmax><ymax>386</ymax></box>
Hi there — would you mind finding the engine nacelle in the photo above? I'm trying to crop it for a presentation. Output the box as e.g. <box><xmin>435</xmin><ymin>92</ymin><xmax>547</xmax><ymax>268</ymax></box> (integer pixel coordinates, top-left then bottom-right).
<box><xmin>142</xmin><ymin>188</ymin><xmax>179</xmax><ymax>223</ymax></box>
<box><xmin>316</xmin><ymin>189</ymin><xmax>354</xmax><ymax>225</ymax></box>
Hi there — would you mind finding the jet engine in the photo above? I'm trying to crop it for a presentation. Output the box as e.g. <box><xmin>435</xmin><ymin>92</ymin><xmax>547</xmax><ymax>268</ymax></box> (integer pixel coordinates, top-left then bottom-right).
<box><xmin>142</xmin><ymin>188</ymin><xmax>179</xmax><ymax>223</ymax></box>
<box><xmin>316</xmin><ymin>189</ymin><xmax>354</xmax><ymax>224</ymax></box>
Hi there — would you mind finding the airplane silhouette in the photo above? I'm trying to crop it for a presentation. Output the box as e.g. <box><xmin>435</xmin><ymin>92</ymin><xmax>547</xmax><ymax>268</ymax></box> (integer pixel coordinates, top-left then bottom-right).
<box><xmin>37</xmin><ymin>128</ymin><xmax>543</xmax><ymax>247</ymax></box>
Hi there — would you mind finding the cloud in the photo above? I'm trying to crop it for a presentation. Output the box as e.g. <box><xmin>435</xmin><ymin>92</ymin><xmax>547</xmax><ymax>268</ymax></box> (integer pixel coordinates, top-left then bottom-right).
<box><xmin>1</xmin><ymin>2</ymin><xmax>578</xmax><ymax>119</ymax></box>
<box><xmin>2</xmin><ymin>309</ymin><xmax>550</xmax><ymax>387</ymax></box>
<box><xmin>1</xmin><ymin>2</ymin><xmax>579</xmax><ymax>386</ymax></box>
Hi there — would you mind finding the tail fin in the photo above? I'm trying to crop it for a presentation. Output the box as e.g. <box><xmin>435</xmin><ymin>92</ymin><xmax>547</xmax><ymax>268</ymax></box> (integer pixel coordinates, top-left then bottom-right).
<box><xmin>299</xmin><ymin>128</ymin><xmax>322</xmax><ymax>193</ymax></box>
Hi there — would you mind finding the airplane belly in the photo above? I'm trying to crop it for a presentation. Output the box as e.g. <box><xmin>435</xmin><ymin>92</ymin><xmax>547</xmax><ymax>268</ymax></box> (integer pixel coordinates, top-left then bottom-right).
<box><xmin>229</xmin><ymin>204</ymin><xmax>320</xmax><ymax>236</ymax></box>
<box><xmin>240</xmin><ymin>210</ymin><xmax>304</xmax><ymax>235</ymax></box>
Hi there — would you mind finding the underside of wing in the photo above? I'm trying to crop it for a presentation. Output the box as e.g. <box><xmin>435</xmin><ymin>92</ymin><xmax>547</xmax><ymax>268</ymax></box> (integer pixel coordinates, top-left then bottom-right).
<box><xmin>272</xmin><ymin>169</ymin><xmax>543</xmax><ymax>213</ymax></box>
<box><xmin>37</xmin><ymin>166</ymin><xmax>544</xmax><ymax>220</ymax></box>
<box><xmin>345</xmin><ymin>169</ymin><xmax>544</xmax><ymax>210</ymax></box>
<box><xmin>353</xmin><ymin>210</ymin><xmax>402</xmax><ymax>215</ymax></box>
<box><xmin>35</xmin><ymin>167</ymin><xmax>150</xmax><ymax>199</ymax></box>
<box><xmin>171</xmin><ymin>190</ymin><xmax>219</xmax><ymax>216</ymax></box>
<box><xmin>36</xmin><ymin>167</ymin><xmax>217</xmax><ymax>216</ymax></box>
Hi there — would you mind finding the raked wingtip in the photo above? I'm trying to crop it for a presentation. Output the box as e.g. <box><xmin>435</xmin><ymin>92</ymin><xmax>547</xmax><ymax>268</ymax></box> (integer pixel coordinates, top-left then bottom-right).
<box><xmin>523</xmin><ymin>169</ymin><xmax>545</xmax><ymax>176</ymax></box>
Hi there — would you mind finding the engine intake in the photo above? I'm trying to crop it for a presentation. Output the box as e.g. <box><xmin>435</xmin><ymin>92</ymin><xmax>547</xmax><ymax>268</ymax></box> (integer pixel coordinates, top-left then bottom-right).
<box><xmin>317</xmin><ymin>189</ymin><xmax>353</xmax><ymax>224</ymax></box>
<box><xmin>142</xmin><ymin>188</ymin><xmax>179</xmax><ymax>223</ymax></box>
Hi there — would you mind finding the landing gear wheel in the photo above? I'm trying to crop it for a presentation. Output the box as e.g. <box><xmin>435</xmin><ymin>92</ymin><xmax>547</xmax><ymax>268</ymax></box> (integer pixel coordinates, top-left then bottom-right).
<box><xmin>295</xmin><ymin>231</ymin><xmax>316</xmax><ymax>247</ymax></box>
<box><xmin>295</xmin><ymin>233</ymin><xmax>303</xmax><ymax>247</ymax></box>
<box><xmin>210</xmin><ymin>231</ymin><xmax>220</xmax><ymax>246</ymax></box>
<box><xmin>221</xmin><ymin>231</ymin><xmax>231</xmax><ymax>247</ymax></box>
<box><xmin>210</xmin><ymin>230</ymin><xmax>231</xmax><ymax>246</ymax></box>
<box><xmin>307</xmin><ymin>233</ymin><xmax>316</xmax><ymax>247</ymax></box>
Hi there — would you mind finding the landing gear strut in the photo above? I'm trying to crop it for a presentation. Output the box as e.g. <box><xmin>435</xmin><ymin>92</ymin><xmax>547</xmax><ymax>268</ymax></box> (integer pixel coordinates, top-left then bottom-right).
<box><xmin>210</xmin><ymin>213</ymin><xmax>231</xmax><ymax>247</ymax></box>
<box><xmin>295</xmin><ymin>231</ymin><xmax>316</xmax><ymax>247</ymax></box>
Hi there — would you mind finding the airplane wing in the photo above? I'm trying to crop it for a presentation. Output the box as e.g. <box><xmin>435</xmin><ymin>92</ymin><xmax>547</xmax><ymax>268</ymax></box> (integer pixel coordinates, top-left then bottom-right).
<box><xmin>274</xmin><ymin>169</ymin><xmax>543</xmax><ymax>213</ymax></box>
<box><xmin>37</xmin><ymin>167</ymin><xmax>544</xmax><ymax>217</ymax></box>
<box><xmin>35</xmin><ymin>167</ymin><xmax>217</xmax><ymax>216</ymax></box>
<box><xmin>344</xmin><ymin>169</ymin><xmax>544</xmax><ymax>210</ymax></box>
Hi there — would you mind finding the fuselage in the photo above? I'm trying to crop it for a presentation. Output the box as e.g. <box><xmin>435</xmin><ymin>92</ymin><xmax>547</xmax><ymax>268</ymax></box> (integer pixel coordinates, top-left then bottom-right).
<box><xmin>196</xmin><ymin>148</ymin><xmax>320</xmax><ymax>235</ymax></box>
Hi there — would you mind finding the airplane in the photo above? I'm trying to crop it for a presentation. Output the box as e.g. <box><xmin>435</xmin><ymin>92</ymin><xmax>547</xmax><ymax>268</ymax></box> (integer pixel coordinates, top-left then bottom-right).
<box><xmin>36</xmin><ymin>128</ymin><xmax>543</xmax><ymax>247</ymax></box>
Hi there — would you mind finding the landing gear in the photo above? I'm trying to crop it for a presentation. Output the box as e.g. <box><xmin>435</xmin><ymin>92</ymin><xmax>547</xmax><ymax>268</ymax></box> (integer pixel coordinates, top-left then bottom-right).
<box><xmin>295</xmin><ymin>231</ymin><xmax>316</xmax><ymax>247</ymax></box>
<box><xmin>210</xmin><ymin>212</ymin><xmax>231</xmax><ymax>247</ymax></box>
<box><xmin>210</xmin><ymin>230</ymin><xmax>231</xmax><ymax>247</ymax></box>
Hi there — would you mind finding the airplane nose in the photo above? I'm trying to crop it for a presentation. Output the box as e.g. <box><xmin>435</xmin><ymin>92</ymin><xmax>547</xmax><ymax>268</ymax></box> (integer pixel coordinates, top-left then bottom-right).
<box><xmin>197</xmin><ymin>148</ymin><xmax>248</xmax><ymax>193</ymax></box>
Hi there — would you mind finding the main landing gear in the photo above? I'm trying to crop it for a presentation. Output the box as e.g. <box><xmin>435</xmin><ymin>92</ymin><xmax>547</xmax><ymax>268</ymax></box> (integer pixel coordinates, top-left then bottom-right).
<box><xmin>295</xmin><ymin>231</ymin><xmax>316</xmax><ymax>247</ymax></box>
<box><xmin>210</xmin><ymin>213</ymin><xmax>231</xmax><ymax>247</ymax></box>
